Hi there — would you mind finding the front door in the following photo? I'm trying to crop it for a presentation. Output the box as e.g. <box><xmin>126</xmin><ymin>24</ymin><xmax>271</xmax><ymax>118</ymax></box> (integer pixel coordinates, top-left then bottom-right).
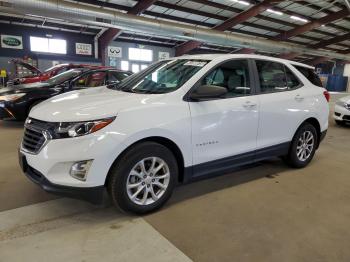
<box><xmin>189</xmin><ymin>59</ymin><xmax>259</xmax><ymax>178</ymax></box>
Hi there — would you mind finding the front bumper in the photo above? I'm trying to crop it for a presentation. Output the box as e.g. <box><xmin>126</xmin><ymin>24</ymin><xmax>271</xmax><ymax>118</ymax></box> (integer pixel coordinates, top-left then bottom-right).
<box><xmin>334</xmin><ymin>104</ymin><xmax>350</xmax><ymax>122</ymax></box>
<box><xmin>19</xmin><ymin>152</ymin><xmax>104</xmax><ymax>204</ymax></box>
<box><xmin>19</xmin><ymin>124</ymin><xmax>127</xmax><ymax>202</ymax></box>
<box><xmin>19</xmin><ymin>153</ymin><xmax>105</xmax><ymax>204</ymax></box>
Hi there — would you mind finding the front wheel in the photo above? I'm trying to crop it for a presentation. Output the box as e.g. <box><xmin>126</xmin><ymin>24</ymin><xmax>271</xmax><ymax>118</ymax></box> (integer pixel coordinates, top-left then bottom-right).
<box><xmin>107</xmin><ymin>142</ymin><xmax>178</xmax><ymax>214</ymax></box>
<box><xmin>284</xmin><ymin>123</ymin><xmax>317</xmax><ymax>168</ymax></box>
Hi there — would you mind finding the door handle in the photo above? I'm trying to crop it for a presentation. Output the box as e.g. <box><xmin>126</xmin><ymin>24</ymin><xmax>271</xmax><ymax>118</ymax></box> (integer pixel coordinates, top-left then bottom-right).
<box><xmin>295</xmin><ymin>94</ymin><xmax>304</xmax><ymax>101</ymax></box>
<box><xmin>243</xmin><ymin>101</ymin><xmax>257</xmax><ymax>109</ymax></box>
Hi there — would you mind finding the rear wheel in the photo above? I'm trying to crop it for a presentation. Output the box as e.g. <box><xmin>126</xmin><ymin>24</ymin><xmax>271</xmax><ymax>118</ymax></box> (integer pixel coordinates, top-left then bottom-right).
<box><xmin>284</xmin><ymin>123</ymin><xmax>317</xmax><ymax>168</ymax></box>
<box><xmin>107</xmin><ymin>142</ymin><xmax>178</xmax><ymax>214</ymax></box>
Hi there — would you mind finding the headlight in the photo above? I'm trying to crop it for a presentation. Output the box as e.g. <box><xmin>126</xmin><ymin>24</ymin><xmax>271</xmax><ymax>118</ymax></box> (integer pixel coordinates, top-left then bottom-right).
<box><xmin>0</xmin><ymin>93</ymin><xmax>26</xmax><ymax>101</ymax></box>
<box><xmin>53</xmin><ymin>117</ymin><xmax>115</xmax><ymax>138</ymax></box>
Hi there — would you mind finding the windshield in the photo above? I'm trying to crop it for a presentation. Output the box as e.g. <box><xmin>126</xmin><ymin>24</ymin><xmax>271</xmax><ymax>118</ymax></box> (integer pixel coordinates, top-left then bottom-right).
<box><xmin>45</xmin><ymin>69</ymin><xmax>84</xmax><ymax>85</ymax></box>
<box><xmin>114</xmin><ymin>59</ymin><xmax>210</xmax><ymax>94</ymax></box>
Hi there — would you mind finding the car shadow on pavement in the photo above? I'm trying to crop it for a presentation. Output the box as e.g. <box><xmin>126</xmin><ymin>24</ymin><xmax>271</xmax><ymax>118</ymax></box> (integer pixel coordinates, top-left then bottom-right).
<box><xmin>0</xmin><ymin>120</ymin><xmax>24</xmax><ymax>129</ymax></box>
<box><xmin>165</xmin><ymin>158</ymin><xmax>290</xmax><ymax>209</ymax></box>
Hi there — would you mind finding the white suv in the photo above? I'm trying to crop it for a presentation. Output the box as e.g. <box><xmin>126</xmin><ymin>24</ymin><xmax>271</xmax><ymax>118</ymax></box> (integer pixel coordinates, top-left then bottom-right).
<box><xmin>19</xmin><ymin>54</ymin><xmax>329</xmax><ymax>214</ymax></box>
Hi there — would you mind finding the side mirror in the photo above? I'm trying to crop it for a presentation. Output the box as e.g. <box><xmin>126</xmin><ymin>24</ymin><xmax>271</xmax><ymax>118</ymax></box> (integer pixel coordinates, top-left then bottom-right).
<box><xmin>189</xmin><ymin>85</ymin><xmax>228</xmax><ymax>101</ymax></box>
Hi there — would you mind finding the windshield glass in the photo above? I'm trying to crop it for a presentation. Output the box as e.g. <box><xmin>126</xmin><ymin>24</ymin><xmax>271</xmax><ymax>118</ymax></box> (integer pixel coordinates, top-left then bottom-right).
<box><xmin>45</xmin><ymin>69</ymin><xmax>84</xmax><ymax>85</ymax></box>
<box><xmin>114</xmin><ymin>59</ymin><xmax>210</xmax><ymax>94</ymax></box>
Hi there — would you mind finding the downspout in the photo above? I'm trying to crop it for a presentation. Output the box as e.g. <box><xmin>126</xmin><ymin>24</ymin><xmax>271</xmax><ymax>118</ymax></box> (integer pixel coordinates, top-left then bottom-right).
<box><xmin>94</xmin><ymin>28</ymin><xmax>108</xmax><ymax>60</ymax></box>
<box><xmin>4</xmin><ymin>0</ymin><xmax>350</xmax><ymax>61</ymax></box>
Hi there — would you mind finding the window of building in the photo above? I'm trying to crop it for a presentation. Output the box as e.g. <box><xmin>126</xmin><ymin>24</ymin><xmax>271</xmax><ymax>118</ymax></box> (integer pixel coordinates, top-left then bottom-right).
<box><xmin>132</xmin><ymin>64</ymin><xmax>140</xmax><ymax>73</ymax></box>
<box><xmin>121</xmin><ymin>61</ymin><xmax>129</xmax><ymax>71</ymax></box>
<box><xmin>129</xmin><ymin>48</ymin><xmax>153</xmax><ymax>62</ymax></box>
<box><xmin>30</xmin><ymin>36</ymin><xmax>67</xmax><ymax>54</ymax></box>
<box><xmin>141</xmin><ymin>64</ymin><xmax>148</xmax><ymax>70</ymax></box>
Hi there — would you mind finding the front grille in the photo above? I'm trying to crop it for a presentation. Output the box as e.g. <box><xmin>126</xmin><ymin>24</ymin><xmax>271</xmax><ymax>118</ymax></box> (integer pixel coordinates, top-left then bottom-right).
<box><xmin>22</xmin><ymin>118</ymin><xmax>54</xmax><ymax>154</ymax></box>
<box><xmin>22</xmin><ymin>128</ymin><xmax>46</xmax><ymax>153</ymax></box>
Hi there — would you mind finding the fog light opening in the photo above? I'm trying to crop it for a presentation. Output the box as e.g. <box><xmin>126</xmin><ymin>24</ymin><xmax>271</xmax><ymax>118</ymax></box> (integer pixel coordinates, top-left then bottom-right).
<box><xmin>70</xmin><ymin>160</ymin><xmax>93</xmax><ymax>181</ymax></box>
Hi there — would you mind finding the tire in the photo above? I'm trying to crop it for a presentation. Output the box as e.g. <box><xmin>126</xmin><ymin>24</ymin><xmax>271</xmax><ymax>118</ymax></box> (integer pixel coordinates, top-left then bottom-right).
<box><xmin>284</xmin><ymin>123</ymin><xmax>318</xmax><ymax>168</ymax></box>
<box><xmin>107</xmin><ymin>142</ymin><xmax>178</xmax><ymax>214</ymax></box>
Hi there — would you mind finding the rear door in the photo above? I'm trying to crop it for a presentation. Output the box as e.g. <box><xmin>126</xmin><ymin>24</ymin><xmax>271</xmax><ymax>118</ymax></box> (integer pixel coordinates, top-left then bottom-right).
<box><xmin>253</xmin><ymin>59</ymin><xmax>307</xmax><ymax>157</ymax></box>
<box><xmin>189</xmin><ymin>59</ymin><xmax>259</xmax><ymax>177</ymax></box>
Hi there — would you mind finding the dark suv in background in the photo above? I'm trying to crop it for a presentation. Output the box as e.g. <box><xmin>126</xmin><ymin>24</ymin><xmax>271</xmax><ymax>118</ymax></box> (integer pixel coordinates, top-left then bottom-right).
<box><xmin>0</xmin><ymin>68</ymin><xmax>132</xmax><ymax>121</ymax></box>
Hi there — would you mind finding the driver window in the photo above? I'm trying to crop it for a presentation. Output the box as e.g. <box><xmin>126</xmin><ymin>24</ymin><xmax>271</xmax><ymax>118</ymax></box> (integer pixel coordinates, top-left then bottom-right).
<box><xmin>201</xmin><ymin>59</ymin><xmax>251</xmax><ymax>98</ymax></box>
<box><xmin>73</xmin><ymin>72</ymin><xmax>107</xmax><ymax>88</ymax></box>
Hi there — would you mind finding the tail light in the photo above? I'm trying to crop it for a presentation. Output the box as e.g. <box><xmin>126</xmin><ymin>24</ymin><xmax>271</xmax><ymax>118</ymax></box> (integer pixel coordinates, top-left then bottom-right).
<box><xmin>323</xmin><ymin>90</ymin><xmax>330</xmax><ymax>102</ymax></box>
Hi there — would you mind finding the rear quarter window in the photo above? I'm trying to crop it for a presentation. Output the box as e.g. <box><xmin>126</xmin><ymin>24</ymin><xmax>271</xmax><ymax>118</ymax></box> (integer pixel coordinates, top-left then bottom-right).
<box><xmin>294</xmin><ymin>65</ymin><xmax>323</xmax><ymax>87</ymax></box>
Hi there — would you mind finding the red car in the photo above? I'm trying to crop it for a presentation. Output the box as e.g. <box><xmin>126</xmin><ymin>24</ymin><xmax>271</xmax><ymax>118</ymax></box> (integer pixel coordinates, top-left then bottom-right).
<box><xmin>7</xmin><ymin>59</ymin><xmax>105</xmax><ymax>86</ymax></box>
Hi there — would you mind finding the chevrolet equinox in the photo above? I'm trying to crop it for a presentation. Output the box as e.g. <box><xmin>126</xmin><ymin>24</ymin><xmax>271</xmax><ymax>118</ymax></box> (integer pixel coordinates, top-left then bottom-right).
<box><xmin>19</xmin><ymin>54</ymin><xmax>329</xmax><ymax>214</ymax></box>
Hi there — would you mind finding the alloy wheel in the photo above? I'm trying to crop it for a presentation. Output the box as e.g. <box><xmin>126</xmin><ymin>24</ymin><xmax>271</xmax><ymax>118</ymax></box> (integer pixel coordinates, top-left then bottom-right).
<box><xmin>296</xmin><ymin>130</ymin><xmax>314</xmax><ymax>161</ymax></box>
<box><xmin>126</xmin><ymin>157</ymin><xmax>170</xmax><ymax>205</ymax></box>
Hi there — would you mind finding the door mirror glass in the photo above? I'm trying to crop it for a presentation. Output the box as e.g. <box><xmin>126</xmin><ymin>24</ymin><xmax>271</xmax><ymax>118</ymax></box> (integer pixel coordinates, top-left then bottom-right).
<box><xmin>190</xmin><ymin>85</ymin><xmax>228</xmax><ymax>100</ymax></box>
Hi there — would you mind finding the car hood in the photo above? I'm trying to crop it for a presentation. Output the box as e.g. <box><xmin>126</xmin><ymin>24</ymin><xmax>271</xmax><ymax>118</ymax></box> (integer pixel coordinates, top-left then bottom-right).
<box><xmin>338</xmin><ymin>95</ymin><xmax>350</xmax><ymax>104</ymax></box>
<box><xmin>30</xmin><ymin>86</ymin><xmax>163</xmax><ymax>122</ymax></box>
<box><xmin>0</xmin><ymin>82</ymin><xmax>50</xmax><ymax>95</ymax></box>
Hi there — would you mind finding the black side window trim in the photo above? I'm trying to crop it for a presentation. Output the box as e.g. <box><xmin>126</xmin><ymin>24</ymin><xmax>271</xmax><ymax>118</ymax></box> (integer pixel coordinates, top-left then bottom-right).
<box><xmin>183</xmin><ymin>58</ymin><xmax>257</xmax><ymax>102</ymax></box>
<box><xmin>252</xmin><ymin>59</ymin><xmax>304</xmax><ymax>95</ymax></box>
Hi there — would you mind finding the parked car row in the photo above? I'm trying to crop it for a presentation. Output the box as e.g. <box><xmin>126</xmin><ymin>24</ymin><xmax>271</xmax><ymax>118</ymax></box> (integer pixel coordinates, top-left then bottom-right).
<box><xmin>0</xmin><ymin>64</ymin><xmax>132</xmax><ymax>120</ymax></box>
<box><xmin>7</xmin><ymin>59</ymin><xmax>105</xmax><ymax>86</ymax></box>
<box><xmin>17</xmin><ymin>54</ymin><xmax>330</xmax><ymax>214</ymax></box>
